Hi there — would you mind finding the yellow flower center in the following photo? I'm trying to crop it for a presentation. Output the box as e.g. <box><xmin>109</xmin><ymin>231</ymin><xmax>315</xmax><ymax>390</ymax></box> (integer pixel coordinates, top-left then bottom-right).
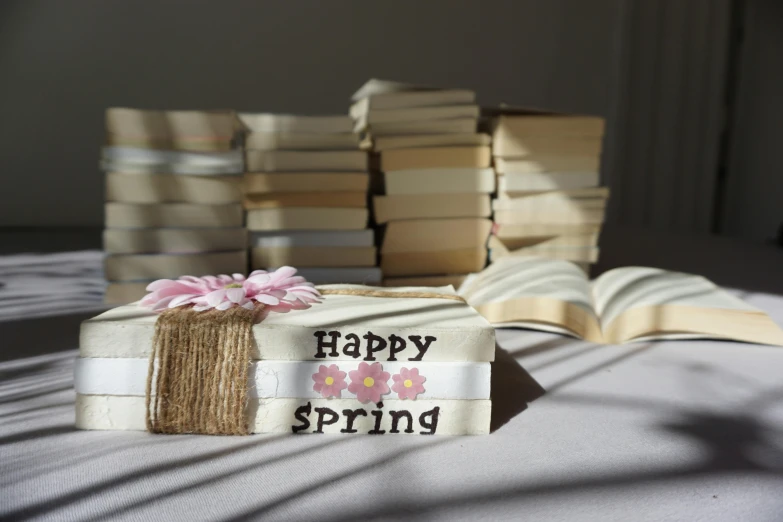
<box><xmin>363</xmin><ymin>377</ymin><xmax>375</xmax><ymax>388</ymax></box>
<box><xmin>225</xmin><ymin>283</ymin><xmax>243</xmax><ymax>289</ymax></box>
<box><xmin>324</xmin><ymin>376</ymin><xmax>334</xmax><ymax>386</ymax></box>
<box><xmin>404</xmin><ymin>379</ymin><xmax>413</xmax><ymax>388</ymax></box>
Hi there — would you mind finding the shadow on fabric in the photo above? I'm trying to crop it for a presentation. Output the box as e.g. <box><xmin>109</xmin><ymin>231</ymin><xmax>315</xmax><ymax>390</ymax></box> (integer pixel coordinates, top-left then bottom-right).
<box><xmin>490</xmin><ymin>344</ymin><xmax>545</xmax><ymax>432</ymax></box>
<box><xmin>0</xmin><ymin>312</ymin><xmax>97</xmax><ymax>363</ymax></box>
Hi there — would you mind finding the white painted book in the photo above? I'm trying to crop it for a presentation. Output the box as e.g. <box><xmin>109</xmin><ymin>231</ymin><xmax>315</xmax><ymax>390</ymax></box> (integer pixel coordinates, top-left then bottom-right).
<box><xmin>76</xmin><ymin>285</ymin><xmax>494</xmax><ymax>435</ymax></box>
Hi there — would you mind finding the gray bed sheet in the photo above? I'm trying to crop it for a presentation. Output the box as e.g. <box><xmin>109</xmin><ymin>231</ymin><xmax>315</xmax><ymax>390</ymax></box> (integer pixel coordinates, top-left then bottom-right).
<box><xmin>2</xmin><ymin>250</ymin><xmax>783</xmax><ymax>521</ymax></box>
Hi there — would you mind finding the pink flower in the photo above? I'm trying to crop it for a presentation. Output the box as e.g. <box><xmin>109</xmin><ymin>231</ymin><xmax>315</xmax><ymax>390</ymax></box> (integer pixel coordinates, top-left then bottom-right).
<box><xmin>139</xmin><ymin>266</ymin><xmax>321</xmax><ymax>318</ymax></box>
<box><xmin>347</xmin><ymin>362</ymin><xmax>390</xmax><ymax>404</ymax></box>
<box><xmin>391</xmin><ymin>367</ymin><xmax>426</xmax><ymax>400</ymax></box>
<box><xmin>312</xmin><ymin>364</ymin><xmax>347</xmax><ymax>398</ymax></box>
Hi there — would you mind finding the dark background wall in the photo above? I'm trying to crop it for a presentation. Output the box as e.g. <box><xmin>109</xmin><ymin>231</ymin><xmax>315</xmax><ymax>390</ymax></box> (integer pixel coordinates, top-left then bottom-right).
<box><xmin>722</xmin><ymin>0</ymin><xmax>783</xmax><ymax>243</ymax></box>
<box><xmin>0</xmin><ymin>0</ymin><xmax>620</xmax><ymax>227</ymax></box>
<box><xmin>2</xmin><ymin>0</ymin><xmax>780</xmax><ymax>243</ymax></box>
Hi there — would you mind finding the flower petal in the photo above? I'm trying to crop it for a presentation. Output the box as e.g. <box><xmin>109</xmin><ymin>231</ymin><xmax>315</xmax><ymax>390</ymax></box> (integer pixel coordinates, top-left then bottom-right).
<box><xmin>285</xmin><ymin>285</ymin><xmax>320</xmax><ymax>294</ymax></box>
<box><xmin>168</xmin><ymin>294</ymin><xmax>200</xmax><ymax>308</ymax></box>
<box><xmin>246</xmin><ymin>273</ymin><xmax>271</xmax><ymax>286</ymax></box>
<box><xmin>150</xmin><ymin>295</ymin><xmax>178</xmax><ymax>311</ymax></box>
<box><xmin>215</xmin><ymin>300</ymin><xmax>233</xmax><ymax>311</ymax></box>
<box><xmin>225</xmin><ymin>287</ymin><xmax>246</xmax><ymax>303</ymax></box>
<box><xmin>254</xmin><ymin>293</ymin><xmax>280</xmax><ymax>306</ymax></box>
<box><xmin>205</xmin><ymin>289</ymin><xmax>227</xmax><ymax>307</ymax></box>
<box><xmin>202</xmin><ymin>276</ymin><xmax>222</xmax><ymax>290</ymax></box>
<box><xmin>270</xmin><ymin>266</ymin><xmax>297</xmax><ymax>282</ymax></box>
<box><xmin>145</xmin><ymin>280</ymin><xmax>190</xmax><ymax>293</ymax></box>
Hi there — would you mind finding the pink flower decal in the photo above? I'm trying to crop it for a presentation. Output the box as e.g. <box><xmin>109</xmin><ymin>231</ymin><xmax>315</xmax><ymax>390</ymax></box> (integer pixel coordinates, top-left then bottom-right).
<box><xmin>312</xmin><ymin>364</ymin><xmax>347</xmax><ymax>399</ymax></box>
<box><xmin>391</xmin><ymin>367</ymin><xmax>426</xmax><ymax>400</ymax></box>
<box><xmin>347</xmin><ymin>362</ymin><xmax>390</xmax><ymax>404</ymax></box>
<box><xmin>139</xmin><ymin>267</ymin><xmax>321</xmax><ymax>319</ymax></box>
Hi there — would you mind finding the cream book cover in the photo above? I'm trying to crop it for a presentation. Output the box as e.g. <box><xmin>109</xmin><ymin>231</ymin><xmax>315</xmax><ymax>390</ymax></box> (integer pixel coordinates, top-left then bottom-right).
<box><xmin>238</xmin><ymin>113</ymin><xmax>353</xmax><ymax>134</ymax></box>
<box><xmin>291</xmin><ymin>267</ymin><xmax>383</xmax><ymax>285</ymax></box>
<box><xmin>251</xmin><ymin>246</ymin><xmax>377</xmax><ymax>268</ymax></box>
<box><xmin>249</xmin><ymin>230</ymin><xmax>374</xmax><ymax>248</ymax></box>
<box><xmin>498</xmin><ymin>171</ymin><xmax>600</xmax><ymax>192</ymax></box>
<box><xmin>355</xmin><ymin>105</ymin><xmax>480</xmax><ymax>134</ymax></box>
<box><xmin>104</xmin><ymin>228</ymin><xmax>247</xmax><ymax>255</ymax></box>
<box><xmin>245</xmin><ymin>150</ymin><xmax>366</xmax><ymax>172</ymax></box>
<box><xmin>381</xmin><ymin>146</ymin><xmax>491</xmax><ymax>171</ymax></box>
<box><xmin>104</xmin><ymin>203</ymin><xmax>243</xmax><ymax>229</ymax></box>
<box><xmin>243</xmin><ymin>192</ymin><xmax>367</xmax><ymax>209</ymax></box>
<box><xmin>79</xmin><ymin>283</ymin><xmax>492</xmax><ymax>434</ymax></box>
<box><xmin>244</xmin><ymin>131</ymin><xmax>358</xmax><ymax>151</ymax></box>
<box><xmin>244</xmin><ymin>172</ymin><xmax>369</xmax><ymax>194</ymax></box>
<box><xmin>382</xmin><ymin>249</ymin><xmax>488</xmax><ymax>278</ymax></box>
<box><xmin>246</xmin><ymin>208</ymin><xmax>368</xmax><ymax>231</ymax></box>
<box><xmin>372</xmin><ymin>133</ymin><xmax>490</xmax><ymax>152</ymax></box>
<box><xmin>101</xmin><ymin>147</ymin><xmax>244</xmax><ymax>176</ymax></box>
<box><xmin>105</xmin><ymin>173</ymin><xmax>242</xmax><ymax>204</ymax></box>
<box><xmin>105</xmin><ymin>108</ymin><xmax>239</xmax><ymax>152</ymax></box>
<box><xmin>382</xmin><ymin>218</ymin><xmax>492</xmax><ymax>253</ymax></box>
<box><xmin>367</xmin><ymin>118</ymin><xmax>478</xmax><ymax>136</ymax></box>
<box><xmin>384</xmin><ymin>168</ymin><xmax>495</xmax><ymax>195</ymax></box>
<box><xmin>81</xmin><ymin>285</ymin><xmax>495</xmax><ymax>361</ymax></box>
<box><xmin>373</xmin><ymin>193</ymin><xmax>491</xmax><ymax>223</ymax></box>
<box><xmin>104</xmin><ymin>251</ymin><xmax>247</xmax><ymax>282</ymax></box>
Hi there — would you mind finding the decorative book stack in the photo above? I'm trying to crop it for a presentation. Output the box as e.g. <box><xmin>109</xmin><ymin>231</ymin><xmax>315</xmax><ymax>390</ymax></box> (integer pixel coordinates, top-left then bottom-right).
<box><xmin>101</xmin><ymin>108</ymin><xmax>247</xmax><ymax>304</ymax></box>
<box><xmin>350</xmin><ymin>79</ymin><xmax>493</xmax><ymax>288</ymax></box>
<box><xmin>240</xmin><ymin>114</ymin><xmax>380</xmax><ymax>285</ymax></box>
<box><xmin>75</xmin><ymin>282</ymin><xmax>494</xmax><ymax>435</ymax></box>
<box><xmin>488</xmin><ymin>109</ymin><xmax>607</xmax><ymax>270</ymax></box>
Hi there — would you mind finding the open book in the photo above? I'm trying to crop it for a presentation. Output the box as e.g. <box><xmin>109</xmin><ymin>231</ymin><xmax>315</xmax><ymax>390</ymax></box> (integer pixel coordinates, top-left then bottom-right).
<box><xmin>458</xmin><ymin>257</ymin><xmax>783</xmax><ymax>346</ymax></box>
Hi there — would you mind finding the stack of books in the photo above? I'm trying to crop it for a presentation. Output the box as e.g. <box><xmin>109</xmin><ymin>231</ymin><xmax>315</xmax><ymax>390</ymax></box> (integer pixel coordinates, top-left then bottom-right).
<box><xmin>240</xmin><ymin>113</ymin><xmax>380</xmax><ymax>285</ymax></box>
<box><xmin>101</xmin><ymin>108</ymin><xmax>247</xmax><ymax>304</ymax></box>
<box><xmin>77</xmin><ymin>284</ymin><xmax>495</xmax><ymax>435</ymax></box>
<box><xmin>351</xmin><ymin>79</ymin><xmax>494</xmax><ymax>287</ymax></box>
<box><xmin>488</xmin><ymin>109</ymin><xmax>607</xmax><ymax>269</ymax></box>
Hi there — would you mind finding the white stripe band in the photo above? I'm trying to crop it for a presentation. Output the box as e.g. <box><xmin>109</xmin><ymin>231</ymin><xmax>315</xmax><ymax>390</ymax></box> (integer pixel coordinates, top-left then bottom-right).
<box><xmin>74</xmin><ymin>358</ymin><xmax>490</xmax><ymax>400</ymax></box>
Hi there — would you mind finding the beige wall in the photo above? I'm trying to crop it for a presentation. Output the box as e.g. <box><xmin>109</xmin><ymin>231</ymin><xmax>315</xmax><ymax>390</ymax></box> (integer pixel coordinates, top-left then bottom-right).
<box><xmin>0</xmin><ymin>0</ymin><xmax>620</xmax><ymax>226</ymax></box>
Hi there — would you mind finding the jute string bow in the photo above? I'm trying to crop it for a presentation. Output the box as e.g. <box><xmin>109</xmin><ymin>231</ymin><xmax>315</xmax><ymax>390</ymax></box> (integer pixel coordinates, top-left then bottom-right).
<box><xmin>145</xmin><ymin>288</ymin><xmax>465</xmax><ymax>435</ymax></box>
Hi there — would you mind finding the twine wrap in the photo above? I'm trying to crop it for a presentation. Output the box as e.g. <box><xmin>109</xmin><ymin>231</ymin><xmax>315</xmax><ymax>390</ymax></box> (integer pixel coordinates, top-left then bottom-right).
<box><xmin>146</xmin><ymin>305</ymin><xmax>257</xmax><ymax>435</ymax></box>
<box><xmin>317</xmin><ymin>288</ymin><xmax>466</xmax><ymax>302</ymax></box>
<box><xmin>144</xmin><ymin>287</ymin><xmax>463</xmax><ymax>435</ymax></box>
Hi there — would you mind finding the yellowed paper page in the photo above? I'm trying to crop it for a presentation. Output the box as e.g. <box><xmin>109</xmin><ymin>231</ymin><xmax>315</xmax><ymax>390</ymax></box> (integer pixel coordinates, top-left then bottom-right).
<box><xmin>458</xmin><ymin>257</ymin><xmax>602</xmax><ymax>341</ymax></box>
<box><xmin>593</xmin><ymin>267</ymin><xmax>783</xmax><ymax>345</ymax></box>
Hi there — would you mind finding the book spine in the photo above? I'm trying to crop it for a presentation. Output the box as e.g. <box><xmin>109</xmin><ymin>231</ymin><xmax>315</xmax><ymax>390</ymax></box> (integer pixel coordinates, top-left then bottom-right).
<box><xmin>79</xmin><ymin>324</ymin><xmax>496</xmax><ymax>362</ymax></box>
<box><xmin>76</xmin><ymin>395</ymin><xmax>492</xmax><ymax>435</ymax></box>
<box><xmin>74</xmin><ymin>358</ymin><xmax>491</xmax><ymax>400</ymax></box>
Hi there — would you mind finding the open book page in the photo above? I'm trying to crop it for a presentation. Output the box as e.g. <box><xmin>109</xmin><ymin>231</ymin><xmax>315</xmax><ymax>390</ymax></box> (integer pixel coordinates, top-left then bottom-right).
<box><xmin>592</xmin><ymin>267</ymin><xmax>783</xmax><ymax>345</ymax></box>
<box><xmin>458</xmin><ymin>257</ymin><xmax>602</xmax><ymax>340</ymax></box>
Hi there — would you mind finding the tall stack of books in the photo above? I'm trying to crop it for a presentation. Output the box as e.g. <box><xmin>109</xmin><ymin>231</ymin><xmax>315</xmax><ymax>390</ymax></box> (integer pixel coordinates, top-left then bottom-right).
<box><xmin>350</xmin><ymin>79</ymin><xmax>494</xmax><ymax>288</ymax></box>
<box><xmin>240</xmin><ymin>113</ymin><xmax>380</xmax><ymax>285</ymax></box>
<box><xmin>101</xmin><ymin>108</ymin><xmax>247</xmax><ymax>304</ymax></box>
<box><xmin>488</xmin><ymin>109</ymin><xmax>607</xmax><ymax>270</ymax></box>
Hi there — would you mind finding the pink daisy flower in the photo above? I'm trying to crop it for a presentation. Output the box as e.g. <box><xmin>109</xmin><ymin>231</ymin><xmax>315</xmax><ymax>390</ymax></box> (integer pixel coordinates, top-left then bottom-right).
<box><xmin>347</xmin><ymin>362</ymin><xmax>390</xmax><ymax>404</ymax></box>
<box><xmin>312</xmin><ymin>364</ymin><xmax>347</xmax><ymax>399</ymax></box>
<box><xmin>139</xmin><ymin>266</ymin><xmax>321</xmax><ymax>319</ymax></box>
<box><xmin>391</xmin><ymin>367</ymin><xmax>426</xmax><ymax>400</ymax></box>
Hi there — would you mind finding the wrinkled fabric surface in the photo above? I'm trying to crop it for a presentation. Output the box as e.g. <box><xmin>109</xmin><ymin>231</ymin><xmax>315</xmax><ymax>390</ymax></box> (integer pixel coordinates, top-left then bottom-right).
<box><xmin>2</xmin><ymin>251</ymin><xmax>783</xmax><ymax>521</ymax></box>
